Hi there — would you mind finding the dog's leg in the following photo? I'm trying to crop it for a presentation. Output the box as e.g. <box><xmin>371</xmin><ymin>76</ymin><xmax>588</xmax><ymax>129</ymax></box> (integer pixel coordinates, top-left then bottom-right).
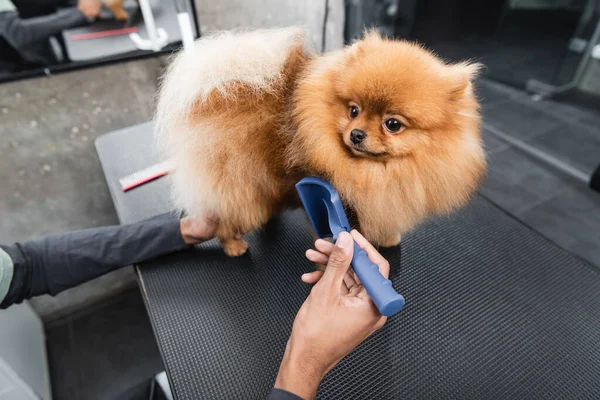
<box><xmin>104</xmin><ymin>0</ymin><xmax>129</xmax><ymax>21</ymax></box>
<box><xmin>378</xmin><ymin>233</ymin><xmax>401</xmax><ymax>248</ymax></box>
<box><xmin>219</xmin><ymin>237</ymin><xmax>249</xmax><ymax>257</ymax></box>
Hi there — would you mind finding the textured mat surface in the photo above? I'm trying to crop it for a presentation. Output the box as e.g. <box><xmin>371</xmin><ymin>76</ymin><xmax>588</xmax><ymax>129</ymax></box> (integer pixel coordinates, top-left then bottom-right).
<box><xmin>97</xmin><ymin>124</ymin><xmax>600</xmax><ymax>399</ymax></box>
<box><xmin>138</xmin><ymin>198</ymin><xmax>600</xmax><ymax>400</ymax></box>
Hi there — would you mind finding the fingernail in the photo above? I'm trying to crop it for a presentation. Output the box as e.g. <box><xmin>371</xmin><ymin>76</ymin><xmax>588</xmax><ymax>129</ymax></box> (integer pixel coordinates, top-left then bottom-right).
<box><xmin>336</xmin><ymin>232</ymin><xmax>351</xmax><ymax>249</ymax></box>
<box><xmin>301</xmin><ymin>273</ymin><xmax>309</xmax><ymax>279</ymax></box>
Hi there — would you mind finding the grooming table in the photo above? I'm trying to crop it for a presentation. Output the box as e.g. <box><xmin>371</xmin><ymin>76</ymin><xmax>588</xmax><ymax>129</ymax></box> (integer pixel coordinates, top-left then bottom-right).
<box><xmin>96</xmin><ymin>123</ymin><xmax>600</xmax><ymax>399</ymax></box>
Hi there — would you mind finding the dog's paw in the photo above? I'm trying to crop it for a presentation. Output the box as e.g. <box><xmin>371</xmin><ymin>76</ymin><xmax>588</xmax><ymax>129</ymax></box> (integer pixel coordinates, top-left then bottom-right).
<box><xmin>378</xmin><ymin>233</ymin><xmax>401</xmax><ymax>248</ymax></box>
<box><xmin>222</xmin><ymin>238</ymin><xmax>249</xmax><ymax>257</ymax></box>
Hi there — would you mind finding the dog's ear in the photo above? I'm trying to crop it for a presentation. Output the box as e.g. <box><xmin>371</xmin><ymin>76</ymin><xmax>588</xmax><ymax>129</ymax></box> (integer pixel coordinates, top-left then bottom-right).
<box><xmin>347</xmin><ymin>28</ymin><xmax>383</xmax><ymax>57</ymax></box>
<box><xmin>346</xmin><ymin>41</ymin><xmax>365</xmax><ymax>65</ymax></box>
<box><xmin>362</xmin><ymin>28</ymin><xmax>384</xmax><ymax>42</ymax></box>
<box><xmin>449</xmin><ymin>61</ymin><xmax>482</xmax><ymax>97</ymax></box>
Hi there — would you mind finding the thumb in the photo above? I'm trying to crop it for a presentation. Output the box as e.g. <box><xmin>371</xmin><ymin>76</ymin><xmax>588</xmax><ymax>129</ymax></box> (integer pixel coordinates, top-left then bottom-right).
<box><xmin>320</xmin><ymin>232</ymin><xmax>354</xmax><ymax>289</ymax></box>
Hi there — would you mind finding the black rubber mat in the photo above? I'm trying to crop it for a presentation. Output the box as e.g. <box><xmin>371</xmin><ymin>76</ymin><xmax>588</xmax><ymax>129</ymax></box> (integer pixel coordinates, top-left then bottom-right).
<box><xmin>591</xmin><ymin>163</ymin><xmax>600</xmax><ymax>193</ymax></box>
<box><xmin>96</xmin><ymin>124</ymin><xmax>600</xmax><ymax>399</ymax></box>
<box><xmin>138</xmin><ymin>198</ymin><xmax>600</xmax><ymax>400</ymax></box>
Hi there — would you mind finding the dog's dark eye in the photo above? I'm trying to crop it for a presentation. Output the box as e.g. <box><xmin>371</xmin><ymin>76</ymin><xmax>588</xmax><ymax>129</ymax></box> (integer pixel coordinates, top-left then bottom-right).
<box><xmin>349</xmin><ymin>106</ymin><xmax>359</xmax><ymax>119</ymax></box>
<box><xmin>384</xmin><ymin>118</ymin><xmax>403</xmax><ymax>133</ymax></box>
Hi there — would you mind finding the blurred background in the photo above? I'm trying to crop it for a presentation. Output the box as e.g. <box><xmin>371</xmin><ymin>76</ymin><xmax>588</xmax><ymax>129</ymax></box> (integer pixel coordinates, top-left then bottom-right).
<box><xmin>0</xmin><ymin>0</ymin><xmax>598</xmax><ymax>398</ymax></box>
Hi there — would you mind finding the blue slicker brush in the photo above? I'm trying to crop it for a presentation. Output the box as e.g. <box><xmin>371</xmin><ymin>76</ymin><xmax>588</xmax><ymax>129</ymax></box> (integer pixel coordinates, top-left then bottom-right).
<box><xmin>296</xmin><ymin>177</ymin><xmax>405</xmax><ymax>317</ymax></box>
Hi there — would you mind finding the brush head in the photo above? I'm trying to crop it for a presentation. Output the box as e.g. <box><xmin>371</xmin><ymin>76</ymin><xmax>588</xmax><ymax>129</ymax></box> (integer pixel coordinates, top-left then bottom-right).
<box><xmin>295</xmin><ymin>177</ymin><xmax>351</xmax><ymax>241</ymax></box>
<box><xmin>296</xmin><ymin>177</ymin><xmax>406</xmax><ymax>316</ymax></box>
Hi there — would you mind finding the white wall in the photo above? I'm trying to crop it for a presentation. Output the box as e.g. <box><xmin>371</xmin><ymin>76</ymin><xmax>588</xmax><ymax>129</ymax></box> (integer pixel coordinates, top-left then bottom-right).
<box><xmin>194</xmin><ymin>0</ymin><xmax>345</xmax><ymax>52</ymax></box>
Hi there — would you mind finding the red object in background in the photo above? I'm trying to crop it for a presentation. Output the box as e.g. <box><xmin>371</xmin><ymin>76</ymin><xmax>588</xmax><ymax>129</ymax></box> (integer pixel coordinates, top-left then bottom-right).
<box><xmin>71</xmin><ymin>27</ymin><xmax>139</xmax><ymax>41</ymax></box>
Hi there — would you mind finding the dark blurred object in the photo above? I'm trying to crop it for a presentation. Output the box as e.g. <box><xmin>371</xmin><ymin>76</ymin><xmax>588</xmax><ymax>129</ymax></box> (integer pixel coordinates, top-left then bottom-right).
<box><xmin>407</xmin><ymin>0</ymin><xmax>597</xmax><ymax>97</ymax></box>
<box><xmin>412</xmin><ymin>0</ymin><xmax>505</xmax><ymax>42</ymax></box>
<box><xmin>12</xmin><ymin>0</ymin><xmax>71</xmax><ymax>18</ymax></box>
<box><xmin>118</xmin><ymin>375</ymin><xmax>171</xmax><ymax>400</ymax></box>
<box><xmin>344</xmin><ymin>0</ymin><xmax>417</xmax><ymax>42</ymax></box>
<box><xmin>344</xmin><ymin>0</ymin><xmax>504</xmax><ymax>42</ymax></box>
<box><xmin>591</xmin><ymin>164</ymin><xmax>600</xmax><ymax>192</ymax></box>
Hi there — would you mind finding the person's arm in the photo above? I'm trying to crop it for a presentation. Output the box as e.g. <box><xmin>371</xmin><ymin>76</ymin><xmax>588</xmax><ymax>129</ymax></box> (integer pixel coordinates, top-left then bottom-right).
<box><xmin>1</xmin><ymin>0</ymin><xmax>101</xmax><ymax>49</ymax></box>
<box><xmin>0</xmin><ymin>212</ymin><xmax>218</xmax><ymax>309</ymax></box>
<box><xmin>271</xmin><ymin>231</ymin><xmax>390</xmax><ymax>399</ymax></box>
<box><xmin>266</xmin><ymin>388</ymin><xmax>304</xmax><ymax>400</ymax></box>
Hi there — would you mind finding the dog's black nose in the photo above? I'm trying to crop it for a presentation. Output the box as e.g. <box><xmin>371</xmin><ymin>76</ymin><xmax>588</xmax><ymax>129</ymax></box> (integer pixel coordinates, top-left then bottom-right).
<box><xmin>350</xmin><ymin>129</ymin><xmax>367</xmax><ymax>144</ymax></box>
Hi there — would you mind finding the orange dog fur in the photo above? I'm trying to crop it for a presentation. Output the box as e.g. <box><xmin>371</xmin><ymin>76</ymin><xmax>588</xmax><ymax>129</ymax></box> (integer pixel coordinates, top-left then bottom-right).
<box><xmin>156</xmin><ymin>27</ymin><xmax>486</xmax><ymax>256</ymax></box>
<box><xmin>103</xmin><ymin>0</ymin><xmax>128</xmax><ymax>21</ymax></box>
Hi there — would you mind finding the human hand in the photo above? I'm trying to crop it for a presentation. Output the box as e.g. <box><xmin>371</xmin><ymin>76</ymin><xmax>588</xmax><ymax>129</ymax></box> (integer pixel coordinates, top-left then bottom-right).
<box><xmin>179</xmin><ymin>214</ymin><xmax>219</xmax><ymax>245</ymax></box>
<box><xmin>77</xmin><ymin>0</ymin><xmax>102</xmax><ymax>18</ymax></box>
<box><xmin>274</xmin><ymin>230</ymin><xmax>390</xmax><ymax>399</ymax></box>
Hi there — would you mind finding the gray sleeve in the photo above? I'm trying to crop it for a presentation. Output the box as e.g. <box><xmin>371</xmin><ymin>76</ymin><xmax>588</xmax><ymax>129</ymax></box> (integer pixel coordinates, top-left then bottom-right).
<box><xmin>1</xmin><ymin>7</ymin><xmax>87</xmax><ymax>48</ymax></box>
<box><xmin>267</xmin><ymin>388</ymin><xmax>304</xmax><ymax>400</ymax></box>
<box><xmin>0</xmin><ymin>213</ymin><xmax>190</xmax><ymax>309</ymax></box>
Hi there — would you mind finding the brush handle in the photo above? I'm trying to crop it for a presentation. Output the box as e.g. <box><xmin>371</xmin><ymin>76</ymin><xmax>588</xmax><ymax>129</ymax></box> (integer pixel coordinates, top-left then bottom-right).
<box><xmin>351</xmin><ymin>242</ymin><xmax>405</xmax><ymax>317</ymax></box>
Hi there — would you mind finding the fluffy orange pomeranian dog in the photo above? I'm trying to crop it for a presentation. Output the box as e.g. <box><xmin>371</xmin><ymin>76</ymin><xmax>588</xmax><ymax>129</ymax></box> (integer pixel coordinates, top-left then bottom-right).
<box><xmin>156</xmin><ymin>27</ymin><xmax>486</xmax><ymax>256</ymax></box>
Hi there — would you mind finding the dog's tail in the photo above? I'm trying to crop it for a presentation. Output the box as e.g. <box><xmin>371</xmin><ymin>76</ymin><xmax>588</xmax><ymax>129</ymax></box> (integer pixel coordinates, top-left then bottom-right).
<box><xmin>154</xmin><ymin>27</ymin><xmax>309</xmax><ymax>215</ymax></box>
<box><xmin>155</xmin><ymin>26</ymin><xmax>308</xmax><ymax>144</ymax></box>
